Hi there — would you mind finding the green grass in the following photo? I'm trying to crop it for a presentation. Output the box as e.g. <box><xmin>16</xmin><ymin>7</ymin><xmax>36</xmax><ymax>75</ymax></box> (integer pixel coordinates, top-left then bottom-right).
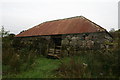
<box><xmin>3</xmin><ymin>57</ymin><xmax>61</xmax><ymax>78</ymax></box>
<box><xmin>3</xmin><ymin>51</ymin><xmax>119</xmax><ymax>78</ymax></box>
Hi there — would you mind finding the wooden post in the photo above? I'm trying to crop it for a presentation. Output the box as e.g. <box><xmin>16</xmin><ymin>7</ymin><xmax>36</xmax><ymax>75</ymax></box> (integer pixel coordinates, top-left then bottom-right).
<box><xmin>54</xmin><ymin>43</ymin><xmax>55</xmax><ymax>54</ymax></box>
<box><xmin>47</xmin><ymin>43</ymin><xmax>49</xmax><ymax>54</ymax></box>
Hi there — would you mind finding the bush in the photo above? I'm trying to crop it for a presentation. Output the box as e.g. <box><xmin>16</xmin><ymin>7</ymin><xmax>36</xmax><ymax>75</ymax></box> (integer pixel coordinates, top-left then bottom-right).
<box><xmin>2</xmin><ymin>33</ymin><xmax>38</xmax><ymax>76</ymax></box>
<box><xmin>56</xmin><ymin>57</ymin><xmax>88</xmax><ymax>78</ymax></box>
<box><xmin>56</xmin><ymin>49</ymin><xmax>119</xmax><ymax>78</ymax></box>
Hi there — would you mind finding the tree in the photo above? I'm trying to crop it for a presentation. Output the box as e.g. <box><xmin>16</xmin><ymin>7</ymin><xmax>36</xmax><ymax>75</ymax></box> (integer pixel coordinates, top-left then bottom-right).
<box><xmin>109</xmin><ymin>28</ymin><xmax>115</xmax><ymax>32</ymax></box>
<box><xmin>0</xmin><ymin>26</ymin><xmax>9</xmax><ymax>38</ymax></box>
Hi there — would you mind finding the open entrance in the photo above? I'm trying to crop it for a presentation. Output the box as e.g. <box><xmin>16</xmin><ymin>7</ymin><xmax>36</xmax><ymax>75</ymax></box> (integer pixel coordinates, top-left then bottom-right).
<box><xmin>51</xmin><ymin>35</ymin><xmax>62</xmax><ymax>49</ymax></box>
<box><xmin>47</xmin><ymin>35</ymin><xmax>62</xmax><ymax>59</ymax></box>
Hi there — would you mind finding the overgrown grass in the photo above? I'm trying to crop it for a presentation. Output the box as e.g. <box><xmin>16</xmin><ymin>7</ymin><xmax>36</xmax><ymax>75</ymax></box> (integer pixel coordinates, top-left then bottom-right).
<box><xmin>2</xmin><ymin>49</ymin><xmax>120</xmax><ymax>78</ymax></box>
<box><xmin>56</xmin><ymin>50</ymin><xmax>119</xmax><ymax>78</ymax></box>
<box><xmin>3</xmin><ymin>57</ymin><xmax>60</xmax><ymax>78</ymax></box>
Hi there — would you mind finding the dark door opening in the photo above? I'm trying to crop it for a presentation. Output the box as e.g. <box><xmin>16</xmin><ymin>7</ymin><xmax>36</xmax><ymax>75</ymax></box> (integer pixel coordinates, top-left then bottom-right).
<box><xmin>51</xmin><ymin>35</ymin><xmax>62</xmax><ymax>49</ymax></box>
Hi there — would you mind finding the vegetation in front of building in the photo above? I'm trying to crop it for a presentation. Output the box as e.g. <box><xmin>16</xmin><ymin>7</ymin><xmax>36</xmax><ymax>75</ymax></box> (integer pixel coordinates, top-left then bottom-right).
<box><xmin>1</xmin><ymin>27</ymin><xmax>120</xmax><ymax>78</ymax></box>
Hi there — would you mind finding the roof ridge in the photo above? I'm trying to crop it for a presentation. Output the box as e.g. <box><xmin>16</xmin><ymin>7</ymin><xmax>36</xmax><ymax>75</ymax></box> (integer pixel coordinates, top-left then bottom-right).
<box><xmin>34</xmin><ymin>16</ymin><xmax>83</xmax><ymax>28</ymax></box>
<box><xmin>42</xmin><ymin>15</ymin><xmax>83</xmax><ymax>23</ymax></box>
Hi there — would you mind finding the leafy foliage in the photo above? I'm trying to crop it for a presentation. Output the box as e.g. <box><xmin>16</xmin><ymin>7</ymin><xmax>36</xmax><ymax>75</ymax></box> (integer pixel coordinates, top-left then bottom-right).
<box><xmin>2</xmin><ymin>27</ymin><xmax>120</xmax><ymax>78</ymax></box>
<box><xmin>2</xmin><ymin>27</ymin><xmax>38</xmax><ymax>75</ymax></box>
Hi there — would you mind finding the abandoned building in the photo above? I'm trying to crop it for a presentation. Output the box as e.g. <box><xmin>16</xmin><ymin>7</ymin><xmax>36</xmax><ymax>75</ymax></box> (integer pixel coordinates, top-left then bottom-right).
<box><xmin>15</xmin><ymin>16</ymin><xmax>113</xmax><ymax>57</ymax></box>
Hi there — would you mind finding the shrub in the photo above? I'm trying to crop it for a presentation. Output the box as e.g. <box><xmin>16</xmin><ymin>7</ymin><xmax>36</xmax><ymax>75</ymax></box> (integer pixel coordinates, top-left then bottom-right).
<box><xmin>2</xmin><ymin>33</ymin><xmax>38</xmax><ymax>76</ymax></box>
<box><xmin>56</xmin><ymin>49</ymin><xmax>119</xmax><ymax>78</ymax></box>
<box><xmin>56</xmin><ymin>57</ymin><xmax>88</xmax><ymax>78</ymax></box>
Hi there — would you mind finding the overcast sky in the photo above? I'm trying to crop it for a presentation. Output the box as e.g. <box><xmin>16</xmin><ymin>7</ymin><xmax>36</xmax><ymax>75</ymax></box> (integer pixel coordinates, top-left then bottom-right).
<box><xmin>0</xmin><ymin>0</ymin><xmax>119</xmax><ymax>34</ymax></box>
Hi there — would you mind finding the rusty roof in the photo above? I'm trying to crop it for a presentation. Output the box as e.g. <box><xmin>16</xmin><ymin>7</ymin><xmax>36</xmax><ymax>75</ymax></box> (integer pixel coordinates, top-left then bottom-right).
<box><xmin>15</xmin><ymin>16</ymin><xmax>106</xmax><ymax>37</ymax></box>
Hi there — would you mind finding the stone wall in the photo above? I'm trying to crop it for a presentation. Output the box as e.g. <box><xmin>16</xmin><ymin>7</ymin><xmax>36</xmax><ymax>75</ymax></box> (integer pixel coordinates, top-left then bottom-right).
<box><xmin>61</xmin><ymin>32</ymin><xmax>113</xmax><ymax>50</ymax></box>
<box><xmin>17</xmin><ymin>32</ymin><xmax>113</xmax><ymax>56</ymax></box>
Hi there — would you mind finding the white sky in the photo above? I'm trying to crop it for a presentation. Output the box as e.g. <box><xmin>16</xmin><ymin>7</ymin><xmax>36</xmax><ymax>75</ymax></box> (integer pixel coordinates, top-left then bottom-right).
<box><xmin>0</xmin><ymin>0</ymin><xmax>119</xmax><ymax>34</ymax></box>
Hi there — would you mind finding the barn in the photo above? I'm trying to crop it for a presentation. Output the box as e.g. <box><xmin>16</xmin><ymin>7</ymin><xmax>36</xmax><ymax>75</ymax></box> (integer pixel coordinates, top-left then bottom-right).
<box><xmin>15</xmin><ymin>16</ymin><xmax>113</xmax><ymax>57</ymax></box>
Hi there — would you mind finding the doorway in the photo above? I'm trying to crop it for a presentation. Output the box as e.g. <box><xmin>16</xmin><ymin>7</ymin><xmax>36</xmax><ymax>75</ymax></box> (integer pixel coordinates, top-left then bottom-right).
<box><xmin>51</xmin><ymin>35</ymin><xmax>62</xmax><ymax>48</ymax></box>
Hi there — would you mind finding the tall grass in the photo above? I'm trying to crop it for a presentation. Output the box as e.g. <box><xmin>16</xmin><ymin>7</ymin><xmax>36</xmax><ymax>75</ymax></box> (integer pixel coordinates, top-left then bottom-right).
<box><xmin>56</xmin><ymin>57</ymin><xmax>88</xmax><ymax>78</ymax></box>
<box><xmin>56</xmin><ymin>49</ymin><xmax>119</xmax><ymax>78</ymax></box>
<box><xmin>2</xmin><ymin>34</ymin><xmax>38</xmax><ymax>76</ymax></box>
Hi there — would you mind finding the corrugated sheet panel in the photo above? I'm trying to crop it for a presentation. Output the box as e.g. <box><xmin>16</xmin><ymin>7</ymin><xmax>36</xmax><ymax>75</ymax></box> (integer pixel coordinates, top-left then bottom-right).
<box><xmin>15</xmin><ymin>16</ymin><xmax>106</xmax><ymax>37</ymax></box>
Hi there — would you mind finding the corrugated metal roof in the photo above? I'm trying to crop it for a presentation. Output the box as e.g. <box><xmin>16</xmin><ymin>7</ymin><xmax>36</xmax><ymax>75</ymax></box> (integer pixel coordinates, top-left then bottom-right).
<box><xmin>15</xmin><ymin>16</ymin><xmax>106</xmax><ymax>37</ymax></box>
